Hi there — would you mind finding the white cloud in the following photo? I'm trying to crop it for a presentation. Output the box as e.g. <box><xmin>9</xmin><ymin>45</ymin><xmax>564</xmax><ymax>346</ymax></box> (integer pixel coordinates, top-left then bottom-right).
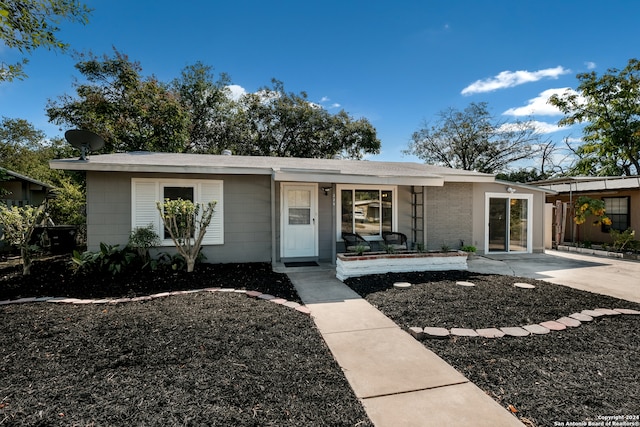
<box><xmin>320</xmin><ymin>96</ymin><xmax>330</xmax><ymax>102</ymax></box>
<box><xmin>461</xmin><ymin>66</ymin><xmax>571</xmax><ymax>95</ymax></box>
<box><xmin>503</xmin><ymin>88</ymin><xmax>577</xmax><ymax>117</ymax></box>
<box><xmin>527</xmin><ymin>120</ymin><xmax>564</xmax><ymax>134</ymax></box>
<box><xmin>226</xmin><ymin>84</ymin><xmax>247</xmax><ymax>100</ymax></box>
<box><xmin>330</xmin><ymin>103</ymin><xmax>341</xmax><ymax>109</ymax></box>
<box><xmin>585</xmin><ymin>61</ymin><xmax>597</xmax><ymax>70</ymax></box>
<box><xmin>496</xmin><ymin>120</ymin><xmax>563</xmax><ymax>135</ymax></box>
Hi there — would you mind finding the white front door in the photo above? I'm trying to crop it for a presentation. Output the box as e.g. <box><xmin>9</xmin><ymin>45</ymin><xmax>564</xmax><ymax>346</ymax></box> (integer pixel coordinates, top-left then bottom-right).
<box><xmin>282</xmin><ymin>184</ymin><xmax>318</xmax><ymax>258</ymax></box>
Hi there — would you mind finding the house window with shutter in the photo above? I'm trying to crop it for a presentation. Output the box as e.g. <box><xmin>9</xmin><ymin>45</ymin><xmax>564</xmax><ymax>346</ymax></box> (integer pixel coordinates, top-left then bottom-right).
<box><xmin>131</xmin><ymin>178</ymin><xmax>224</xmax><ymax>246</ymax></box>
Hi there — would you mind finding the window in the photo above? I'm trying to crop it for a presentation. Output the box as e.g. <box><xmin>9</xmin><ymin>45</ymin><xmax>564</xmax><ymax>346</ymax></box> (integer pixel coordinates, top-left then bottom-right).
<box><xmin>132</xmin><ymin>178</ymin><xmax>224</xmax><ymax>246</ymax></box>
<box><xmin>602</xmin><ymin>197</ymin><xmax>630</xmax><ymax>232</ymax></box>
<box><xmin>162</xmin><ymin>186</ymin><xmax>195</xmax><ymax>239</ymax></box>
<box><xmin>339</xmin><ymin>186</ymin><xmax>395</xmax><ymax>239</ymax></box>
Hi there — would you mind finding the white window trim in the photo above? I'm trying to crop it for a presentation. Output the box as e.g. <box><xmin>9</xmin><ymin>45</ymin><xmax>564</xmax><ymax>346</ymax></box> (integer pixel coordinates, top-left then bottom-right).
<box><xmin>131</xmin><ymin>178</ymin><xmax>224</xmax><ymax>247</ymax></box>
<box><xmin>484</xmin><ymin>192</ymin><xmax>533</xmax><ymax>254</ymax></box>
<box><xmin>336</xmin><ymin>184</ymin><xmax>397</xmax><ymax>241</ymax></box>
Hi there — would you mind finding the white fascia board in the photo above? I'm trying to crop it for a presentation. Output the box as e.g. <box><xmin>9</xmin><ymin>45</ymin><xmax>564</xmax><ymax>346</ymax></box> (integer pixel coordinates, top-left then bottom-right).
<box><xmin>273</xmin><ymin>170</ymin><xmax>444</xmax><ymax>186</ymax></box>
<box><xmin>49</xmin><ymin>159</ymin><xmax>274</xmax><ymax>175</ymax></box>
<box><xmin>442</xmin><ymin>175</ymin><xmax>496</xmax><ymax>183</ymax></box>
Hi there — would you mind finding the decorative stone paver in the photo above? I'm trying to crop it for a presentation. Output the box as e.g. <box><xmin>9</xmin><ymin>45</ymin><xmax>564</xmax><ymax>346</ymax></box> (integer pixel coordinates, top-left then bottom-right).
<box><xmin>245</xmin><ymin>290</ymin><xmax>262</xmax><ymax>298</ymax></box>
<box><xmin>10</xmin><ymin>297</ymin><xmax>37</xmax><ymax>304</ymax></box>
<box><xmin>557</xmin><ymin>316</ymin><xmax>581</xmax><ymax>327</ymax></box>
<box><xmin>539</xmin><ymin>320</ymin><xmax>566</xmax><ymax>331</ymax></box>
<box><xmin>594</xmin><ymin>308</ymin><xmax>621</xmax><ymax>315</ymax></box>
<box><xmin>258</xmin><ymin>294</ymin><xmax>275</xmax><ymax>300</ymax></box>
<box><xmin>451</xmin><ymin>328</ymin><xmax>478</xmax><ymax>337</ymax></box>
<box><xmin>295</xmin><ymin>306</ymin><xmax>311</xmax><ymax>314</ymax></box>
<box><xmin>499</xmin><ymin>326</ymin><xmax>530</xmax><ymax>337</ymax></box>
<box><xmin>614</xmin><ymin>308</ymin><xmax>640</xmax><ymax>315</ymax></box>
<box><xmin>476</xmin><ymin>328</ymin><xmax>505</xmax><ymax>338</ymax></box>
<box><xmin>569</xmin><ymin>312</ymin><xmax>593</xmax><ymax>322</ymax></box>
<box><xmin>514</xmin><ymin>283</ymin><xmax>536</xmax><ymax>289</ymax></box>
<box><xmin>408</xmin><ymin>327</ymin><xmax>424</xmax><ymax>339</ymax></box>
<box><xmin>523</xmin><ymin>324</ymin><xmax>550</xmax><ymax>335</ymax></box>
<box><xmin>393</xmin><ymin>282</ymin><xmax>412</xmax><ymax>289</ymax></box>
<box><xmin>456</xmin><ymin>281</ymin><xmax>475</xmax><ymax>287</ymax></box>
<box><xmin>422</xmin><ymin>327</ymin><xmax>449</xmax><ymax>339</ymax></box>
<box><xmin>283</xmin><ymin>301</ymin><xmax>301</xmax><ymax>308</ymax></box>
<box><xmin>581</xmin><ymin>309</ymin><xmax>606</xmax><ymax>317</ymax></box>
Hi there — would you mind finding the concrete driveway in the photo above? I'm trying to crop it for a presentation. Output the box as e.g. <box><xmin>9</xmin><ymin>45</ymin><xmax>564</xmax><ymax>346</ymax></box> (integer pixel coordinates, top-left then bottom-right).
<box><xmin>468</xmin><ymin>249</ymin><xmax>640</xmax><ymax>303</ymax></box>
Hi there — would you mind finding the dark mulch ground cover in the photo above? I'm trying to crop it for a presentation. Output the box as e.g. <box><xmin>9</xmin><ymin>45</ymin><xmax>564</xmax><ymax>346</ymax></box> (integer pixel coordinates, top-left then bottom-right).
<box><xmin>1</xmin><ymin>257</ymin><xmax>373</xmax><ymax>426</ymax></box>
<box><xmin>0</xmin><ymin>256</ymin><xmax>301</xmax><ymax>303</ymax></box>
<box><xmin>346</xmin><ymin>271</ymin><xmax>640</xmax><ymax>427</ymax></box>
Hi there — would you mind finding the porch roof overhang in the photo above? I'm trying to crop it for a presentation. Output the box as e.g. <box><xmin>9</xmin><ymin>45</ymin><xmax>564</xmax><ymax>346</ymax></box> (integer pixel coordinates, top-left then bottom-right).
<box><xmin>272</xmin><ymin>168</ymin><xmax>444</xmax><ymax>186</ymax></box>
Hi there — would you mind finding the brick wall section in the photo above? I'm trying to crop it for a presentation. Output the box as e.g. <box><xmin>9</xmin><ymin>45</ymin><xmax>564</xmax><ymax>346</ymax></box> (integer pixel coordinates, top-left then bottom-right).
<box><xmin>425</xmin><ymin>183</ymin><xmax>473</xmax><ymax>251</ymax></box>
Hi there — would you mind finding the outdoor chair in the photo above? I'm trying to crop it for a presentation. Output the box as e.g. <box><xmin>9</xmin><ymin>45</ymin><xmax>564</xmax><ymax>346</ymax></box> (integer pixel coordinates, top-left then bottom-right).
<box><xmin>342</xmin><ymin>232</ymin><xmax>371</xmax><ymax>253</ymax></box>
<box><xmin>382</xmin><ymin>231</ymin><xmax>408</xmax><ymax>251</ymax></box>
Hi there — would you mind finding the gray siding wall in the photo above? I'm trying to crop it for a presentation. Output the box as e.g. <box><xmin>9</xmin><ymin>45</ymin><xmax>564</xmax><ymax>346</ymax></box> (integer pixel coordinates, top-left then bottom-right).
<box><xmin>86</xmin><ymin>171</ymin><xmax>272</xmax><ymax>263</ymax></box>
<box><xmin>425</xmin><ymin>183</ymin><xmax>474</xmax><ymax>251</ymax></box>
<box><xmin>317</xmin><ymin>182</ymin><xmax>334</xmax><ymax>261</ymax></box>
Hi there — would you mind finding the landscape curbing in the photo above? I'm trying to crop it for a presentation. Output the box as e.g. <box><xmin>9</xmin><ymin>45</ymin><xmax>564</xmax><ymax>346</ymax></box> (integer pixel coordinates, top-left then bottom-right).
<box><xmin>0</xmin><ymin>287</ymin><xmax>313</xmax><ymax>315</ymax></box>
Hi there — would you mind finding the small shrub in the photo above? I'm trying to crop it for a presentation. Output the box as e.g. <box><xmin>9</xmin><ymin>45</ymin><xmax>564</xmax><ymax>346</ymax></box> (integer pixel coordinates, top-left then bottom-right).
<box><xmin>129</xmin><ymin>224</ymin><xmax>160</xmax><ymax>264</ymax></box>
<box><xmin>610</xmin><ymin>228</ymin><xmax>636</xmax><ymax>251</ymax></box>
<box><xmin>352</xmin><ymin>244</ymin><xmax>368</xmax><ymax>256</ymax></box>
<box><xmin>0</xmin><ymin>203</ymin><xmax>45</xmax><ymax>275</ymax></box>
<box><xmin>71</xmin><ymin>242</ymin><xmax>136</xmax><ymax>276</ymax></box>
<box><xmin>381</xmin><ymin>243</ymin><xmax>396</xmax><ymax>254</ymax></box>
<box><xmin>415</xmin><ymin>242</ymin><xmax>425</xmax><ymax>253</ymax></box>
<box><xmin>461</xmin><ymin>245</ymin><xmax>477</xmax><ymax>253</ymax></box>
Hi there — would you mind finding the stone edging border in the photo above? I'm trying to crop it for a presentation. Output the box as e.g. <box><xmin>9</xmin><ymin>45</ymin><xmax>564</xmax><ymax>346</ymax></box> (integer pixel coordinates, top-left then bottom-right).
<box><xmin>0</xmin><ymin>288</ymin><xmax>312</xmax><ymax>316</ymax></box>
<box><xmin>407</xmin><ymin>307</ymin><xmax>640</xmax><ymax>340</ymax></box>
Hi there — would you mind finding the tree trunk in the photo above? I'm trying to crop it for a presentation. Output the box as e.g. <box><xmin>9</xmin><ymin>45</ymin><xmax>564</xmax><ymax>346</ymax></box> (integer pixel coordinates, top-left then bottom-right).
<box><xmin>186</xmin><ymin>257</ymin><xmax>196</xmax><ymax>273</ymax></box>
<box><xmin>21</xmin><ymin>247</ymin><xmax>32</xmax><ymax>276</ymax></box>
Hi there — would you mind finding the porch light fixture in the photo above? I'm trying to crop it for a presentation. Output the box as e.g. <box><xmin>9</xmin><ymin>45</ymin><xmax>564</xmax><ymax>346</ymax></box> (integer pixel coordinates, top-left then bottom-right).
<box><xmin>321</xmin><ymin>187</ymin><xmax>332</xmax><ymax>196</ymax></box>
<box><xmin>506</xmin><ymin>186</ymin><xmax>517</xmax><ymax>194</ymax></box>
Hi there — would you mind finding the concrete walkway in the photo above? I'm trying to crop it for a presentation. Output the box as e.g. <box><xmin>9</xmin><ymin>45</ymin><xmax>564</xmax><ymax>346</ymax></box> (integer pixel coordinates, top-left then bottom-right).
<box><xmin>287</xmin><ymin>267</ymin><xmax>523</xmax><ymax>427</ymax></box>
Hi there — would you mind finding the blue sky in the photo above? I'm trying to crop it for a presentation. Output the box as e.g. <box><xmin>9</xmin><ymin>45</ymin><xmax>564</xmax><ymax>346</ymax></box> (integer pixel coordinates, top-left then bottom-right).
<box><xmin>1</xmin><ymin>0</ymin><xmax>639</xmax><ymax>166</ymax></box>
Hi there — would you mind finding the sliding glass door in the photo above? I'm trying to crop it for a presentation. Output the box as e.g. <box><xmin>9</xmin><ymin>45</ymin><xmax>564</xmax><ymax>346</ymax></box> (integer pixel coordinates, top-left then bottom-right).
<box><xmin>486</xmin><ymin>194</ymin><xmax>532</xmax><ymax>253</ymax></box>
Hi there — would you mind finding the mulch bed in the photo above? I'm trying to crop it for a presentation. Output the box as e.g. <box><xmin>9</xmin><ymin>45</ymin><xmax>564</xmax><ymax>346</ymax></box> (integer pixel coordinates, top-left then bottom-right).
<box><xmin>346</xmin><ymin>270</ymin><xmax>640</xmax><ymax>427</ymax></box>
<box><xmin>0</xmin><ymin>256</ymin><xmax>301</xmax><ymax>303</ymax></box>
<box><xmin>0</xmin><ymin>257</ymin><xmax>373</xmax><ymax>426</ymax></box>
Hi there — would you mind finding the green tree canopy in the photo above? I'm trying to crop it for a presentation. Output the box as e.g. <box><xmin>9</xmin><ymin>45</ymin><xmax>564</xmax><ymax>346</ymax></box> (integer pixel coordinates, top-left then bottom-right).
<box><xmin>405</xmin><ymin>102</ymin><xmax>544</xmax><ymax>173</ymax></box>
<box><xmin>46</xmin><ymin>49</ymin><xmax>191</xmax><ymax>153</ymax></box>
<box><xmin>229</xmin><ymin>79</ymin><xmax>380</xmax><ymax>159</ymax></box>
<box><xmin>171</xmin><ymin>62</ymin><xmax>233</xmax><ymax>153</ymax></box>
<box><xmin>0</xmin><ymin>116</ymin><xmax>74</xmax><ymax>184</ymax></box>
<box><xmin>549</xmin><ymin>58</ymin><xmax>640</xmax><ymax>176</ymax></box>
<box><xmin>48</xmin><ymin>53</ymin><xmax>381</xmax><ymax>159</ymax></box>
<box><xmin>0</xmin><ymin>0</ymin><xmax>91</xmax><ymax>82</ymax></box>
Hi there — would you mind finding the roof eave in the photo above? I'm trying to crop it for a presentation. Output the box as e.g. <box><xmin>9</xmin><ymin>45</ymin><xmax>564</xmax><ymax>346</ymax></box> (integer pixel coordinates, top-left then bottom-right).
<box><xmin>49</xmin><ymin>159</ymin><xmax>274</xmax><ymax>175</ymax></box>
